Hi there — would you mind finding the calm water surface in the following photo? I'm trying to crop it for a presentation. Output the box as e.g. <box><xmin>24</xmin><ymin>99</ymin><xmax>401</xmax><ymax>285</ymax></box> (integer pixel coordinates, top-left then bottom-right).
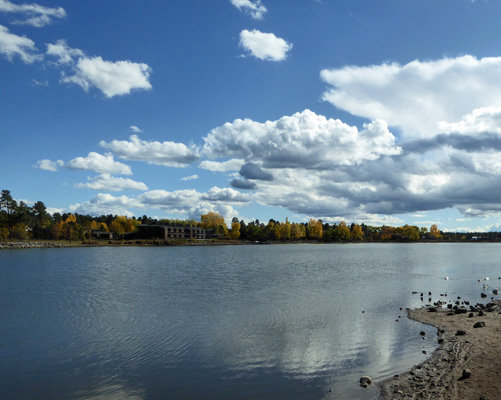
<box><xmin>1</xmin><ymin>243</ymin><xmax>500</xmax><ymax>400</ymax></box>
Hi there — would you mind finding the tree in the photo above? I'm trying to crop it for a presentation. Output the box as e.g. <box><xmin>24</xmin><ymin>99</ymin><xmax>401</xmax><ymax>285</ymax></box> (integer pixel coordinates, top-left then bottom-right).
<box><xmin>275</xmin><ymin>219</ymin><xmax>291</xmax><ymax>241</ymax></box>
<box><xmin>291</xmin><ymin>222</ymin><xmax>305</xmax><ymax>240</ymax></box>
<box><xmin>229</xmin><ymin>220</ymin><xmax>241</xmax><ymax>239</ymax></box>
<box><xmin>351</xmin><ymin>224</ymin><xmax>364</xmax><ymax>241</ymax></box>
<box><xmin>201</xmin><ymin>212</ymin><xmax>228</xmax><ymax>235</ymax></box>
<box><xmin>430</xmin><ymin>224</ymin><xmax>441</xmax><ymax>239</ymax></box>
<box><xmin>32</xmin><ymin>201</ymin><xmax>50</xmax><ymax>239</ymax></box>
<box><xmin>109</xmin><ymin>216</ymin><xmax>138</xmax><ymax>235</ymax></box>
<box><xmin>0</xmin><ymin>190</ymin><xmax>17</xmax><ymax>234</ymax></box>
<box><xmin>308</xmin><ymin>218</ymin><xmax>323</xmax><ymax>239</ymax></box>
<box><xmin>401</xmin><ymin>225</ymin><xmax>420</xmax><ymax>241</ymax></box>
<box><xmin>380</xmin><ymin>225</ymin><xmax>394</xmax><ymax>240</ymax></box>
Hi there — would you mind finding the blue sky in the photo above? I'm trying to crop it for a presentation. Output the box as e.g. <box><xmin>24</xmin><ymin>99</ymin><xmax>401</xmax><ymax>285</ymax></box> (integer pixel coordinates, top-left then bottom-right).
<box><xmin>3</xmin><ymin>0</ymin><xmax>501</xmax><ymax>232</ymax></box>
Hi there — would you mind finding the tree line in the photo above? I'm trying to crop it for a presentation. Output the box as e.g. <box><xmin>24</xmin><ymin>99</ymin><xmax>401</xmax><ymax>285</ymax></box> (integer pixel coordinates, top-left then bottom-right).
<box><xmin>0</xmin><ymin>189</ymin><xmax>497</xmax><ymax>242</ymax></box>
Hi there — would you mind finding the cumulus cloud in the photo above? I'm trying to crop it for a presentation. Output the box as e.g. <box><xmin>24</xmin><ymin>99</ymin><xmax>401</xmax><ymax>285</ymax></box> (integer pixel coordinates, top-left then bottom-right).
<box><xmin>36</xmin><ymin>159</ymin><xmax>63</xmax><ymax>171</ymax></box>
<box><xmin>321</xmin><ymin>55</ymin><xmax>501</xmax><ymax>139</ymax></box>
<box><xmin>239</xmin><ymin>29</ymin><xmax>292</xmax><ymax>61</ymax></box>
<box><xmin>239</xmin><ymin>162</ymin><xmax>273</xmax><ymax>181</ymax></box>
<box><xmin>137</xmin><ymin>189</ymin><xmax>241</xmax><ymax>221</ymax></box>
<box><xmin>230</xmin><ymin>179</ymin><xmax>257</xmax><ymax>190</ymax></box>
<box><xmin>67</xmin><ymin>187</ymin><xmax>246</xmax><ymax>221</ymax></box>
<box><xmin>100</xmin><ymin>135</ymin><xmax>199</xmax><ymax>167</ymax></box>
<box><xmin>0</xmin><ymin>0</ymin><xmax>66</xmax><ymax>27</ymax></box>
<box><xmin>0</xmin><ymin>24</ymin><xmax>42</xmax><ymax>63</ymax></box>
<box><xmin>46</xmin><ymin>40</ymin><xmax>152</xmax><ymax>97</ymax></box>
<box><xmin>203</xmin><ymin>109</ymin><xmax>401</xmax><ymax>168</ymax></box>
<box><xmin>65</xmin><ymin>152</ymin><xmax>133</xmax><ymax>175</ymax></box>
<box><xmin>230</xmin><ymin>0</ymin><xmax>267</xmax><ymax>19</ymax></box>
<box><xmin>75</xmin><ymin>173</ymin><xmax>148</xmax><ymax>192</ymax></box>
<box><xmin>203</xmin><ymin>187</ymin><xmax>250</xmax><ymax>203</ymax></box>
<box><xmin>62</xmin><ymin>57</ymin><xmax>152</xmax><ymax>98</ymax></box>
<box><xmin>199</xmin><ymin>158</ymin><xmax>244</xmax><ymax>172</ymax></box>
<box><xmin>68</xmin><ymin>193</ymin><xmax>136</xmax><ymax>217</ymax></box>
<box><xmin>196</xmin><ymin>106</ymin><xmax>501</xmax><ymax>220</ymax></box>
<box><xmin>46</xmin><ymin>39</ymin><xmax>83</xmax><ymax>65</ymax></box>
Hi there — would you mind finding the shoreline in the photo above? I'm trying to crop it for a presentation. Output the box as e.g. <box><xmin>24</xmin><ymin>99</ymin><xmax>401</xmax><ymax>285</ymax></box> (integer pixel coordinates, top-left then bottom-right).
<box><xmin>378</xmin><ymin>300</ymin><xmax>501</xmax><ymax>399</ymax></box>
<box><xmin>2</xmin><ymin>239</ymin><xmax>501</xmax><ymax>250</ymax></box>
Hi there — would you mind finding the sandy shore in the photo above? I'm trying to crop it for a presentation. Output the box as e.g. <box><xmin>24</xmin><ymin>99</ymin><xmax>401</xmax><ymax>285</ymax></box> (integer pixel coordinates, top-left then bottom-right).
<box><xmin>378</xmin><ymin>299</ymin><xmax>501</xmax><ymax>399</ymax></box>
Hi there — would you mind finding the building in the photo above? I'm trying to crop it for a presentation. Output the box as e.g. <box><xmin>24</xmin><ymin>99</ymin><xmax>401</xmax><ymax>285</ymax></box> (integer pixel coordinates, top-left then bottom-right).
<box><xmin>135</xmin><ymin>225</ymin><xmax>206</xmax><ymax>240</ymax></box>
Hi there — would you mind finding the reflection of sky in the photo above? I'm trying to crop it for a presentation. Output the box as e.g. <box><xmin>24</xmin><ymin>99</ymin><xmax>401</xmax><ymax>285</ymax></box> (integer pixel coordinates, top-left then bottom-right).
<box><xmin>2</xmin><ymin>244</ymin><xmax>501</xmax><ymax>400</ymax></box>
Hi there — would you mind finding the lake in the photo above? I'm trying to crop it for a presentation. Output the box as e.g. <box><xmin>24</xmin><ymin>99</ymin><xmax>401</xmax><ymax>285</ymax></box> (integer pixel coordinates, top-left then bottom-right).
<box><xmin>1</xmin><ymin>243</ymin><xmax>500</xmax><ymax>400</ymax></box>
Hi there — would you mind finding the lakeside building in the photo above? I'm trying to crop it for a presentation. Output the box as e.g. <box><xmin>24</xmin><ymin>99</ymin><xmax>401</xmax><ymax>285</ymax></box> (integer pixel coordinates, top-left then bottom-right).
<box><xmin>133</xmin><ymin>225</ymin><xmax>207</xmax><ymax>240</ymax></box>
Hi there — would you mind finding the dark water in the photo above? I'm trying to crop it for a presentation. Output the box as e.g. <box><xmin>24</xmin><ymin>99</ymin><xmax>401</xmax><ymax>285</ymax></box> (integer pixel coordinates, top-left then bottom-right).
<box><xmin>1</xmin><ymin>243</ymin><xmax>500</xmax><ymax>400</ymax></box>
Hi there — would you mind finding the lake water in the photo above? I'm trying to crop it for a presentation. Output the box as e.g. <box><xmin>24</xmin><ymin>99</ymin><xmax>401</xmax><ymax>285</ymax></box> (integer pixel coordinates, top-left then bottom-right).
<box><xmin>1</xmin><ymin>243</ymin><xmax>500</xmax><ymax>400</ymax></box>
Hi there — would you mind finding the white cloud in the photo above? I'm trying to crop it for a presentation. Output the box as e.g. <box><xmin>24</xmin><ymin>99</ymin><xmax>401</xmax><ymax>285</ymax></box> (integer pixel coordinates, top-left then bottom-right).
<box><xmin>321</xmin><ymin>55</ymin><xmax>501</xmax><ymax>139</ymax></box>
<box><xmin>0</xmin><ymin>24</ymin><xmax>42</xmax><ymax>63</ymax></box>
<box><xmin>68</xmin><ymin>193</ymin><xmax>136</xmax><ymax>217</ymax></box>
<box><xmin>100</xmin><ymin>135</ymin><xmax>200</xmax><ymax>167</ymax></box>
<box><xmin>239</xmin><ymin>29</ymin><xmax>292</xmax><ymax>62</ymax></box>
<box><xmin>195</xmin><ymin>107</ymin><xmax>501</xmax><ymax>220</ymax></box>
<box><xmin>203</xmin><ymin>187</ymin><xmax>250</xmax><ymax>203</ymax></box>
<box><xmin>0</xmin><ymin>0</ymin><xmax>66</xmax><ymax>27</ymax></box>
<box><xmin>198</xmin><ymin>158</ymin><xmax>245</xmax><ymax>172</ymax></box>
<box><xmin>438</xmin><ymin>106</ymin><xmax>501</xmax><ymax>135</ymax></box>
<box><xmin>62</xmin><ymin>56</ymin><xmax>152</xmax><ymax>98</ymax></box>
<box><xmin>36</xmin><ymin>159</ymin><xmax>63</xmax><ymax>171</ymax></box>
<box><xmin>202</xmin><ymin>109</ymin><xmax>401</xmax><ymax>168</ymax></box>
<box><xmin>230</xmin><ymin>0</ymin><xmax>267</xmax><ymax>20</ymax></box>
<box><xmin>67</xmin><ymin>187</ymin><xmax>244</xmax><ymax>221</ymax></box>
<box><xmin>66</xmin><ymin>152</ymin><xmax>133</xmax><ymax>175</ymax></box>
<box><xmin>46</xmin><ymin>41</ymin><xmax>152</xmax><ymax>98</ymax></box>
<box><xmin>46</xmin><ymin>39</ymin><xmax>83</xmax><ymax>65</ymax></box>
<box><xmin>75</xmin><ymin>173</ymin><xmax>148</xmax><ymax>192</ymax></box>
<box><xmin>130</xmin><ymin>125</ymin><xmax>143</xmax><ymax>133</ymax></box>
<box><xmin>180</xmin><ymin>174</ymin><xmax>199</xmax><ymax>181</ymax></box>
<box><xmin>137</xmin><ymin>189</ymin><xmax>241</xmax><ymax>222</ymax></box>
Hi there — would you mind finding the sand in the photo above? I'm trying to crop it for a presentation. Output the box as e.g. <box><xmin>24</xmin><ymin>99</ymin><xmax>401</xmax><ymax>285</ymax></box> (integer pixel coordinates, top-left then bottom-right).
<box><xmin>378</xmin><ymin>300</ymin><xmax>501</xmax><ymax>399</ymax></box>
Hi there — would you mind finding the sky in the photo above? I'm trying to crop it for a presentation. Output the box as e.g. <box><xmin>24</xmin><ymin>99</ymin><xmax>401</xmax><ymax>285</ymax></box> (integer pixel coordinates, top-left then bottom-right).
<box><xmin>3</xmin><ymin>0</ymin><xmax>501</xmax><ymax>232</ymax></box>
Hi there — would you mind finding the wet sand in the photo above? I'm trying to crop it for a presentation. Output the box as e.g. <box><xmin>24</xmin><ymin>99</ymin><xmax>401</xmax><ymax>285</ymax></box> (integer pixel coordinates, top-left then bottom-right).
<box><xmin>378</xmin><ymin>300</ymin><xmax>501</xmax><ymax>399</ymax></box>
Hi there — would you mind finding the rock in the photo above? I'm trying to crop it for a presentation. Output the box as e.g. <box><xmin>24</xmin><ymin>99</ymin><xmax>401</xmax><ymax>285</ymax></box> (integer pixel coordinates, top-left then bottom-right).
<box><xmin>419</xmin><ymin>331</ymin><xmax>426</xmax><ymax>336</ymax></box>
<box><xmin>428</xmin><ymin>307</ymin><xmax>437</xmax><ymax>312</ymax></box>
<box><xmin>481</xmin><ymin>293</ymin><xmax>488</xmax><ymax>298</ymax></box>
<box><xmin>455</xmin><ymin>330</ymin><xmax>467</xmax><ymax>336</ymax></box>
<box><xmin>473</xmin><ymin>321</ymin><xmax>486</xmax><ymax>328</ymax></box>
<box><xmin>359</xmin><ymin>376</ymin><xmax>372</xmax><ymax>387</ymax></box>
<box><xmin>459</xmin><ymin>368</ymin><xmax>472</xmax><ymax>380</ymax></box>
<box><xmin>455</xmin><ymin>307</ymin><xmax>468</xmax><ymax>314</ymax></box>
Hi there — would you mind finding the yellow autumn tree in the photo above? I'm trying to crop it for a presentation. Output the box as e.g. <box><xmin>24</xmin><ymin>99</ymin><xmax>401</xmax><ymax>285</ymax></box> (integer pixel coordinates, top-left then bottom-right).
<box><xmin>275</xmin><ymin>219</ymin><xmax>292</xmax><ymax>241</ymax></box>
<box><xmin>308</xmin><ymin>218</ymin><xmax>323</xmax><ymax>239</ymax></box>
<box><xmin>201</xmin><ymin>211</ymin><xmax>228</xmax><ymax>235</ymax></box>
<box><xmin>109</xmin><ymin>216</ymin><xmax>138</xmax><ymax>235</ymax></box>
<box><xmin>229</xmin><ymin>221</ymin><xmax>241</xmax><ymax>239</ymax></box>
<box><xmin>351</xmin><ymin>224</ymin><xmax>364</xmax><ymax>241</ymax></box>
<box><xmin>291</xmin><ymin>222</ymin><xmax>305</xmax><ymax>240</ymax></box>
<box><xmin>430</xmin><ymin>224</ymin><xmax>441</xmax><ymax>239</ymax></box>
